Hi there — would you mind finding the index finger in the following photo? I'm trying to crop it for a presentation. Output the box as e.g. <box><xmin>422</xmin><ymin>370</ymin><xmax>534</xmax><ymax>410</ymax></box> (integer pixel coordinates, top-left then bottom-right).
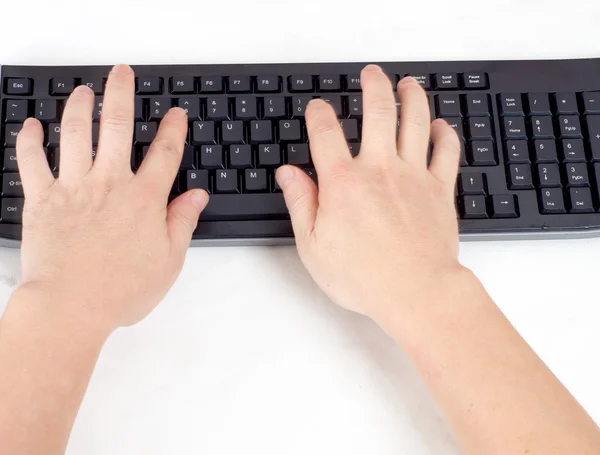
<box><xmin>135</xmin><ymin>108</ymin><xmax>188</xmax><ymax>200</ymax></box>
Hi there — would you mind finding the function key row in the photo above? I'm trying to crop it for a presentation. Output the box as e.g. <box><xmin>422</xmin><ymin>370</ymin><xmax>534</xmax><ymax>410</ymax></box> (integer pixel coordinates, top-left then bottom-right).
<box><xmin>499</xmin><ymin>92</ymin><xmax>600</xmax><ymax>116</ymax></box>
<box><xmin>4</xmin><ymin>72</ymin><xmax>489</xmax><ymax>96</ymax></box>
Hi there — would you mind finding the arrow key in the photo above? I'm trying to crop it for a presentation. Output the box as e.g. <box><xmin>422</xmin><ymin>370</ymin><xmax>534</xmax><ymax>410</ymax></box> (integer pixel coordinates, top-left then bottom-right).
<box><xmin>460</xmin><ymin>195</ymin><xmax>488</xmax><ymax>219</ymax></box>
<box><xmin>491</xmin><ymin>195</ymin><xmax>518</xmax><ymax>218</ymax></box>
<box><xmin>459</xmin><ymin>173</ymin><xmax>486</xmax><ymax>195</ymax></box>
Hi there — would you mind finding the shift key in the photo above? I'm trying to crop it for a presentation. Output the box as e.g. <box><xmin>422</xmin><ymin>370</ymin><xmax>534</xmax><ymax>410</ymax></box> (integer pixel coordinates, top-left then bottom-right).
<box><xmin>1</xmin><ymin>173</ymin><xmax>23</xmax><ymax>197</ymax></box>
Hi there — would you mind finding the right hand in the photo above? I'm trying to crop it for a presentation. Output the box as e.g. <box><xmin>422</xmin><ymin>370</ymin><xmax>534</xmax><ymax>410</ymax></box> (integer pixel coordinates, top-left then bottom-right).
<box><xmin>276</xmin><ymin>65</ymin><xmax>466</xmax><ymax>323</ymax></box>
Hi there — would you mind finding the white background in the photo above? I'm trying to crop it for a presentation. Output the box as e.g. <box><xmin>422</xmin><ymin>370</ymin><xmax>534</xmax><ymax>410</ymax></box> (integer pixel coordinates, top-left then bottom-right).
<box><xmin>0</xmin><ymin>1</ymin><xmax>599</xmax><ymax>454</ymax></box>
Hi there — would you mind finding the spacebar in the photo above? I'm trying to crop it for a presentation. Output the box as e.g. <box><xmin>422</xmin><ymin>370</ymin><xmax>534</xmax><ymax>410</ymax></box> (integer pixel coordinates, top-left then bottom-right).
<box><xmin>202</xmin><ymin>194</ymin><xmax>289</xmax><ymax>221</ymax></box>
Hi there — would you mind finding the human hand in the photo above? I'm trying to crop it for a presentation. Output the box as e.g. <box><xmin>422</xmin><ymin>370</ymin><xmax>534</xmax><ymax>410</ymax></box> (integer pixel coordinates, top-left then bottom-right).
<box><xmin>276</xmin><ymin>65</ymin><xmax>465</xmax><ymax>323</ymax></box>
<box><xmin>14</xmin><ymin>65</ymin><xmax>208</xmax><ymax>331</ymax></box>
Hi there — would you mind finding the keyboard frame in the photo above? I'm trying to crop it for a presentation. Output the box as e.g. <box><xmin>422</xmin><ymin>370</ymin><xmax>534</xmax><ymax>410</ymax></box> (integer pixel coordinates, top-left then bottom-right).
<box><xmin>2</xmin><ymin>58</ymin><xmax>600</xmax><ymax>248</ymax></box>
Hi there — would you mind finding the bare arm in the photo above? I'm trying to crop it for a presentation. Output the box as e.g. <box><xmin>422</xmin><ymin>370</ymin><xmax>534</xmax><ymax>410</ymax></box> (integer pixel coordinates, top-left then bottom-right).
<box><xmin>0</xmin><ymin>65</ymin><xmax>208</xmax><ymax>454</ymax></box>
<box><xmin>276</xmin><ymin>65</ymin><xmax>600</xmax><ymax>454</ymax></box>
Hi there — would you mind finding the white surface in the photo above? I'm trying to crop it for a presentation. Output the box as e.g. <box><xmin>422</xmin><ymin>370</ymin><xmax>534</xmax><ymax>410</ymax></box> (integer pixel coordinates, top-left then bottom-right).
<box><xmin>1</xmin><ymin>1</ymin><xmax>599</xmax><ymax>453</ymax></box>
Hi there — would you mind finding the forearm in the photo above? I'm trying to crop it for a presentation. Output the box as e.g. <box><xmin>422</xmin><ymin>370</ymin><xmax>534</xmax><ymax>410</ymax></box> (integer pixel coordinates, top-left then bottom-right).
<box><xmin>0</xmin><ymin>286</ymin><xmax>110</xmax><ymax>455</ymax></box>
<box><xmin>379</xmin><ymin>268</ymin><xmax>600</xmax><ymax>455</ymax></box>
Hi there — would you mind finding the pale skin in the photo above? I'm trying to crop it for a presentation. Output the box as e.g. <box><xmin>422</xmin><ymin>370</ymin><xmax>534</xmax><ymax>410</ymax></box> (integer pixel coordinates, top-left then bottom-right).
<box><xmin>0</xmin><ymin>65</ymin><xmax>597</xmax><ymax>455</ymax></box>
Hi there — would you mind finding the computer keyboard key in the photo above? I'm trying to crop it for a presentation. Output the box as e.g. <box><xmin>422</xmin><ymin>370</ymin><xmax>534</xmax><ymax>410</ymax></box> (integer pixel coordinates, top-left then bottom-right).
<box><xmin>565</xmin><ymin>163</ymin><xmax>589</xmax><ymax>187</ymax></box>
<box><xmin>568</xmin><ymin>187</ymin><xmax>594</xmax><ymax>213</ymax></box>
<box><xmin>234</xmin><ymin>96</ymin><xmax>258</xmax><ymax>120</ymax></box>
<box><xmin>200</xmin><ymin>145</ymin><xmax>224</xmax><ymax>169</ymax></box>
<box><xmin>435</xmin><ymin>73</ymin><xmax>458</xmax><ymax>90</ymax></box>
<box><xmin>346</xmin><ymin>75</ymin><xmax>362</xmax><ymax>91</ymax></box>
<box><xmin>51</xmin><ymin>78</ymin><xmax>75</xmax><ymax>95</ymax></box>
<box><xmin>289</xmin><ymin>75</ymin><xmax>314</xmax><ymax>92</ymax></box>
<box><xmin>202</xmin><ymin>193</ymin><xmax>288</xmax><ymax>220</ymax></box>
<box><xmin>469</xmin><ymin>141</ymin><xmax>496</xmax><ymax>165</ymax></box>
<box><xmin>170</xmin><ymin>76</ymin><xmax>195</xmax><ymax>94</ymax></box>
<box><xmin>318</xmin><ymin>75</ymin><xmax>341</xmax><ymax>92</ymax></box>
<box><xmin>256</xmin><ymin>76</ymin><xmax>281</xmax><ymax>93</ymax></box>
<box><xmin>464</xmin><ymin>93</ymin><xmax>490</xmax><ymax>117</ymax></box>
<box><xmin>6</xmin><ymin>78</ymin><xmax>32</xmax><ymax>95</ymax></box>
<box><xmin>250</xmin><ymin>121</ymin><xmax>273</xmax><ymax>143</ymax></box>
<box><xmin>539</xmin><ymin>188</ymin><xmax>566</xmax><ymax>213</ymax></box>
<box><xmin>347</xmin><ymin>95</ymin><xmax>363</xmax><ymax>118</ymax></box>
<box><xmin>533</xmin><ymin>140</ymin><xmax>558</xmax><ymax>163</ymax></box>
<box><xmin>4</xmin><ymin>124</ymin><xmax>22</xmax><ymax>146</ymax></box>
<box><xmin>148</xmin><ymin>98</ymin><xmax>171</xmax><ymax>120</ymax></box>
<box><xmin>554</xmin><ymin>92</ymin><xmax>578</xmax><ymax>114</ymax></box>
<box><xmin>581</xmin><ymin>92</ymin><xmax>600</xmax><ymax>115</ymax></box>
<box><xmin>468</xmin><ymin>117</ymin><xmax>492</xmax><ymax>140</ymax></box>
<box><xmin>206</xmin><ymin>97</ymin><xmax>229</xmax><ymax>120</ymax></box>
<box><xmin>462</xmin><ymin>72</ymin><xmax>488</xmax><ymax>89</ymax></box>
<box><xmin>491</xmin><ymin>195</ymin><xmax>518</xmax><ymax>218</ymax></box>
<box><xmin>82</xmin><ymin>78</ymin><xmax>104</xmax><ymax>94</ymax></box>
<box><xmin>92</xmin><ymin>98</ymin><xmax>104</xmax><ymax>120</ymax></box>
<box><xmin>3</xmin><ymin>148</ymin><xmax>18</xmax><ymax>172</ymax></box>
<box><xmin>561</xmin><ymin>139</ymin><xmax>586</xmax><ymax>162</ymax></box>
<box><xmin>47</xmin><ymin>123</ymin><xmax>61</xmax><ymax>147</ymax></box>
<box><xmin>508</xmin><ymin>164</ymin><xmax>534</xmax><ymax>190</ymax></box>
<box><xmin>348</xmin><ymin>143</ymin><xmax>361</xmax><ymax>158</ymax></box>
<box><xmin>319</xmin><ymin>96</ymin><xmax>343</xmax><ymax>117</ymax></box>
<box><xmin>179</xmin><ymin>146</ymin><xmax>196</xmax><ymax>170</ymax></box>
<box><xmin>558</xmin><ymin>115</ymin><xmax>582</xmax><ymax>138</ymax></box>
<box><xmin>135</xmin><ymin>98</ymin><xmax>145</xmax><ymax>121</ymax></box>
<box><xmin>228</xmin><ymin>76</ymin><xmax>252</xmax><ymax>93</ymax></box>
<box><xmin>5</xmin><ymin>100</ymin><xmax>28</xmax><ymax>122</ymax></box>
<box><xmin>279</xmin><ymin>120</ymin><xmax>302</xmax><ymax>142</ymax></box>
<box><xmin>287</xmin><ymin>144</ymin><xmax>310</xmax><ymax>166</ymax></box>
<box><xmin>258</xmin><ymin>144</ymin><xmax>281</xmax><ymax>167</ymax></box>
<box><xmin>263</xmin><ymin>97</ymin><xmax>286</xmax><ymax>119</ymax></box>
<box><xmin>0</xmin><ymin>198</ymin><xmax>24</xmax><ymax>223</ymax></box>
<box><xmin>460</xmin><ymin>195</ymin><xmax>488</xmax><ymax>219</ymax></box>
<box><xmin>436</xmin><ymin>94</ymin><xmax>461</xmax><ymax>117</ymax></box>
<box><xmin>244</xmin><ymin>169</ymin><xmax>268</xmax><ymax>192</ymax></box>
<box><xmin>527</xmin><ymin>93</ymin><xmax>551</xmax><ymax>115</ymax></box>
<box><xmin>531</xmin><ymin>116</ymin><xmax>555</xmax><ymax>138</ymax></box>
<box><xmin>35</xmin><ymin>99</ymin><xmax>59</xmax><ymax>122</ymax></box>
<box><xmin>200</xmin><ymin>76</ymin><xmax>223</xmax><ymax>93</ymax></box>
<box><xmin>459</xmin><ymin>173</ymin><xmax>486</xmax><ymax>195</ymax></box>
<box><xmin>222</xmin><ymin>121</ymin><xmax>245</xmax><ymax>144</ymax></box>
<box><xmin>92</xmin><ymin>123</ymin><xmax>99</xmax><ymax>146</ymax></box>
<box><xmin>502</xmin><ymin>116</ymin><xmax>527</xmax><ymax>139</ymax></box>
<box><xmin>505</xmin><ymin>141</ymin><xmax>530</xmax><ymax>164</ymax></box>
<box><xmin>192</xmin><ymin>121</ymin><xmax>216</xmax><ymax>145</ymax></box>
<box><xmin>186</xmin><ymin>170</ymin><xmax>210</xmax><ymax>193</ymax></box>
<box><xmin>499</xmin><ymin>94</ymin><xmax>523</xmax><ymax>116</ymax></box>
<box><xmin>178</xmin><ymin>97</ymin><xmax>201</xmax><ymax>120</ymax></box>
<box><xmin>585</xmin><ymin>115</ymin><xmax>600</xmax><ymax>161</ymax></box>
<box><xmin>136</xmin><ymin>77</ymin><xmax>163</xmax><ymax>94</ymax></box>
<box><xmin>339</xmin><ymin>119</ymin><xmax>359</xmax><ymax>141</ymax></box>
<box><xmin>458</xmin><ymin>142</ymin><xmax>467</xmax><ymax>167</ymax></box>
<box><xmin>135</xmin><ymin>122</ymin><xmax>157</xmax><ymax>144</ymax></box>
<box><xmin>537</xmin><ymin>163</ymin><xmax>561</xmax><ymax>187</ymax></box>
<box><xmin>1</xmin><ymin>173</ymin><xmax>23</xmax><ymax>197</ymax></box>
<box><xmin>229</xmin><ymin>145</ymin><xmax>253</xmax><ymax>168</ymax></box>
<box><xmin>215</xmin><ymin>169</ymin><xmax>239</xmax><ymax>193</ymax></box>
<box><xmin>443</xmin><ymin>117</ymin><xmax>464</xmax><ymax>140</ymax></box>
<box><xmin>303</xmin><ymin>168</ymin><xmax>318</xmax><ymax>185</ymax></box>
<box><xmin>292</xmin><ymin>96</ymin><xmax>311</xmax><ymax>118</ymax></box>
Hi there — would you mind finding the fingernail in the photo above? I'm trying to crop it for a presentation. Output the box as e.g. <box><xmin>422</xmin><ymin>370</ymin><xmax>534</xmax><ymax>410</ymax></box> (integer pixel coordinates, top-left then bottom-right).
<box><xmin>398</xmin><ymin>76</ymin><xmax>419</xmax><ymax>86</ymax></box>
<box><xmin>73</xmin><ymin>85</ymin><xmax>93</xmax><ymax>96</ymax></box>
<box><xmin>363</xmin><ymin>64</ymin><xmax>383</xmax><ymax>72</ymax></box>
<box><xmin>190</xmin><ymin>190</ymin><xmax>209</xmax><ymax>209</ymax></box>
<box><xmin>276</xmin><ymin>166</ymin><xmax>295</xmax><ymax>187</ymax></box>
<box><xmin>111</xmin><ymin>64</ymin><xmax>133</xmax><ymax>76</ymax></box>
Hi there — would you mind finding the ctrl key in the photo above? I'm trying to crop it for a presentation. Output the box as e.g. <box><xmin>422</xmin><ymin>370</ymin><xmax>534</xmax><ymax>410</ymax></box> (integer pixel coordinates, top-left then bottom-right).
<box><xmin>1</xmin><ymin>198</ymin><xmax>24</xmax><ymax>223</ymax></box>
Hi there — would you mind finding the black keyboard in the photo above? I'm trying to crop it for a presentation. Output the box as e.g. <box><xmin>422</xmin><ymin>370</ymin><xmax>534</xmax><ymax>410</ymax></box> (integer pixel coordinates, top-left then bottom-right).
<box><xmin>2</xmin><ymin>59</ymin><xmax>600</xmax><ymax>247</ymax></box>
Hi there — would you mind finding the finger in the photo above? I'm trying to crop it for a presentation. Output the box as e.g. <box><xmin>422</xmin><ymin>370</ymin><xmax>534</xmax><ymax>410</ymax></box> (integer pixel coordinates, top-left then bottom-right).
<box><xmin>359</xmin><ymin>65</ymin><xmax>397</xmax><ymax>158</ymax></box>
<box><xmin>305</xmin><ymin>99</ymin><xmax>351</xmax><ymax>175</ymax></box>
<box><xmin>167</xmin><ymin>189</ymin><xmax>209</xmax><ymax>255</ymax></box>
<box><xmin>135</xmin><ymin>108</ymin><xmax>188</xmax><ymax>200</ymax></box>
<box><xmin>94</xmin><ymin>64</ymin><xmax>135</xmax><ymax>177</ymax></box>
<box><xmin>429</xmin><ymin>119</ymin><xmax>461</xmax><ymax>191</ymax></box>
<box><xmin>276</xmin><ymin>165</ymin><xmax>318</xmax><ymax>243</ymax></box>
<box><xmin>16</xmin><ymin>118</ymin><xmax>55</xmax><ymax>197</ymax></box>
<box><xmin>59</xmin><ymin>85</ymin><xmax>94</xmax><ymax>181</ymax></box>
<box><xmin>396</xmin><ymin>77</ymin><xmax>431</xmax><ymax>167</ymax></box>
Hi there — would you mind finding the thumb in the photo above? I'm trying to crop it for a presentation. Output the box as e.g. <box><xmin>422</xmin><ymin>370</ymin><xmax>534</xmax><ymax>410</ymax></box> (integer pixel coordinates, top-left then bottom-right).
<box><xmin>276</xmin><ymin>166</ymin><xmax>318</xmax><ymax>241</ymax></box>
<box><xmin>167</xmin><ymin>189</ymin><xmax>209</xmax><ymax>253</ymax></box>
